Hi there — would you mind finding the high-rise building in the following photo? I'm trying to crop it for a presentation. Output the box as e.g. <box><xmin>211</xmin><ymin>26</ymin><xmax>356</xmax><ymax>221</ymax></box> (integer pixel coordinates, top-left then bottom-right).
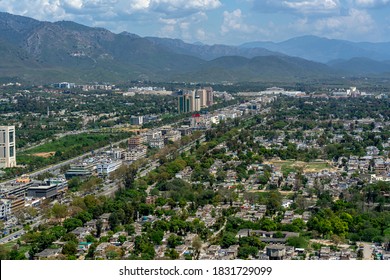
<box><xmin>193</xmin><ymin>94</ymin><xmax>201</xmax><ymax>112</ymax></box>
<box><xmin>196</xmin><ymin>89</ymin><xmax>207</xmax><ymax>108</ymax></box>
<box><xmin>205</xmin><ymin>87</ymin><xmax>214</xmax><ymax>106</ymax></box>
<box><xmin>178</xmin><ymin>88</ymin><xmax>212</xmax><ymax>113</ymax></box>
<box><xmin>0</xmin><ymin>126</ymin><xmax>16</xmax><ymax>168</ymax></box>
<box><xmin>178</xmin><ymin>91</ymin><xmax>193</xmax><ymax>113</ymax></box>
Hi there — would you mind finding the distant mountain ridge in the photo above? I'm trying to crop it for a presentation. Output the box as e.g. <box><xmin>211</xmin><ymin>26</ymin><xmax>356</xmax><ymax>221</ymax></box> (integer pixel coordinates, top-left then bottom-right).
<box><xmin>240</xmin><ymin>35</ymin><xmax>390</xmax><ymax>63</ymax></box>
<box><xmin>144</xmin><ymin>36</ymin><xmax>285</xmax><ymax>60</ymax></box>
<box><xmin>328</xmin><ymin>57</ymin><xmax>390</xmax><ymax>75</ymax></box>
<box><xmin>0</xmin><ymin>12</ymin><xmax>389</xmax><ymax>83</ymax></box>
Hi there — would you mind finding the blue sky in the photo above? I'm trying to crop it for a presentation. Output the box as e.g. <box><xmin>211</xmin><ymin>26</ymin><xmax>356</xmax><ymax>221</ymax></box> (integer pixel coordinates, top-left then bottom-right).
<box><xmin>1</xmin><ymin>0</ymin><xmax>390</xmax><ymax>45</ymax></box>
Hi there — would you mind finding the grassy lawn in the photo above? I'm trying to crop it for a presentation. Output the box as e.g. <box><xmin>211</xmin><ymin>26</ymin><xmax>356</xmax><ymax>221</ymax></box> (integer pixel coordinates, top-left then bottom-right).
<box><xmin>23</xmin><ymin>133</ymin><xmax>117</xmax><ymax>154</ymax></box>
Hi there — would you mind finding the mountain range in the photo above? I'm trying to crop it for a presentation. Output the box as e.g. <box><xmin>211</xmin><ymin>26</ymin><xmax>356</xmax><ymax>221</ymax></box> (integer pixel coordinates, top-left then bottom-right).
<box><xmin>1</xmin><ymin>12</ymin><xmax>390</xmax><ymax>84</ymax></box>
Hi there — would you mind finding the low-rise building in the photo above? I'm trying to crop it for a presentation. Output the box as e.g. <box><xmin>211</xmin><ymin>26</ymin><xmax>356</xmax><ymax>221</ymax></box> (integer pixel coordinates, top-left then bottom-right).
<box><xmin>148</xmin><ymin>137</ymin><xmax>165</xmax><ymax>149</ymax></box>
<box><xmin>34</xmin><ymin>248</ymin><xmax>63</xmax><ymax>260</ymax></box>
<box><xmin>266</xmin><ymin>245</ymin><xmax>286</xmax><ymax>260</ymax></box>
<box><xmin>65</xmin><ymin>165</ymin><xmax>92</xmax><ymax>179</ymax></box>
<box><xmin>123</xmin><ymin>146</ymin><xmax>147</xmax><ymax>161</ymax></box>
<box><xmin>96</xmin><ymin>160</ymin><xmax>122</xmax><ymax>176</ymax></box>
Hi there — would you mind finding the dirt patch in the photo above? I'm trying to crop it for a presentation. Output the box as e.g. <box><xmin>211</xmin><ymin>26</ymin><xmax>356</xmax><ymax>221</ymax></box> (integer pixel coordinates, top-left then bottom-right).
<box><xmin>32</xmin><ymin>152</ymin><xmax>55</xmax><ymax>158</ymax></box>
<box><xmin>264</xmin><ymin>159</ymin><xmax>337</xmax><ymax>173</ymax></box>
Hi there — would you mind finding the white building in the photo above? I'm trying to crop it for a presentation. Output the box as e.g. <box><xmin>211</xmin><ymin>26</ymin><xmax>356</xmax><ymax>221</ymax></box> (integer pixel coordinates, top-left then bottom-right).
<box><xmin>144</xmin><ymin>130</ymin><xmax>162</xmax><ymax>141</ymax></box>
<box><xmin>196</xmin><ymin>89</ymin><xmax>207</xmax><ymax>108</ymax></box>
<box><xmin>96</xmin><ymin>160</ymin><xmax>122</xmax><ymax>176</ymax></box>
<box><xmin>165</xmin><ymin>130</ymin><xmax>181</xmax><ymax>143</ymax></box>
<box><xmin>0</xmin><ymin>199</ymin><xmax>12</xmax><ymax>220</ymax></box>
<box><xmin>0</xmin><ymin>126</ymin><xmax>16</xmax><ymax>168</ymax></box>
<box><xmin>148</xmin><ymin>137</ymin><xmax>165</xmax><ymax>149</ymax></box>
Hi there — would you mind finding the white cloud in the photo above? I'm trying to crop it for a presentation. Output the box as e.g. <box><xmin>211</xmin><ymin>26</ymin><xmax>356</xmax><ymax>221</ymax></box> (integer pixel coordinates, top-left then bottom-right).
<box><xmin>355</xmin><ymin>0</ymin><xmax>390</xmax><ymax>8</ymax></box>
<box><xmin>283</xmin><ymin>0</ymin><xmax>340</xmax><ymax>14</ymax></box>
<box><xmin>221</xmin><ymin>9</ymin><xmax>255</xmax><ymax>34</ymax></box>
<box><xmin>63</xmin><ymin>0</ymin><xmax>83</xmax><ymax>9</ymax></box>
<box><xmin>293</xmin><ymin>8</ymin><xmax>378</xmax><ymax>40</ymax></box>
<box><xmin>127</xmin><ymin>0</ymin><xmax>221</xmax><ymax>16</ymax></box>
<box><xmin>129</xmin><ymin>0</ymin><xmax>151</xmax><ymax>11</ymax></box>
<box><xmin>0</xmin><ymin>0</ymin><xmax>221</xmax><ymax>21</ymax></box>
<box><xmin>196</xmin><ymin>28</ymin><xmax>206</xmax><ymax>41</ymax></box>
<box><xmin>156</xmin><ymin>11</ymin><xmax>209</xmax><ymax>42</ymax></box>
<box><xmin>253</xmin><ymin>0</ymin><xmax>342</xmax><ymax>14</ymax></box>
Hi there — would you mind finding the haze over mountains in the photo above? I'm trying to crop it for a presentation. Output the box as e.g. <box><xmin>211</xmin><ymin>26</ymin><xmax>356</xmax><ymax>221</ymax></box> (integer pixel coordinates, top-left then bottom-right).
<box><xmin>1</xmin><ymin>12</ymin><xmax>390</xmax><ymax>83</ymax></box>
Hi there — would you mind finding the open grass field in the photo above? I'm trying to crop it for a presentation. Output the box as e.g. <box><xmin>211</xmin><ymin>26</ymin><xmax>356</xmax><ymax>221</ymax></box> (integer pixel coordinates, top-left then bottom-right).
<box><xmin>23</xmin><ymin>133</ymin><xmax>114</xmax><ymax>154</ymax></box>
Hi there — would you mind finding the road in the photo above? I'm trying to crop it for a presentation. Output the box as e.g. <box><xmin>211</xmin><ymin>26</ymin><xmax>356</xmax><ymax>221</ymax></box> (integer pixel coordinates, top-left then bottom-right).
<box><xmin>0</xmin><ymin>217</ymin><xmax>43</xmax><ymax>244</ymax></box>
<box><xmin>361</xmin><ymin>242</ymin><xmax>373</xmax><ymax>260</ymax></box>
<box><xmin>0</xmin><ymin>229</ymin><xmax>25</xmax><ymax>244</ymax></box>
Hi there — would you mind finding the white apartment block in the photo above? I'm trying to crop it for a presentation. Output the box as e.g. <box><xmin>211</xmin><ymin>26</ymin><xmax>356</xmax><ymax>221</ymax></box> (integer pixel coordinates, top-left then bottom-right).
<box><xmin>0</xmin><ymin>126</ymin><xmax>16</xmax><ymax>168</ymax></box>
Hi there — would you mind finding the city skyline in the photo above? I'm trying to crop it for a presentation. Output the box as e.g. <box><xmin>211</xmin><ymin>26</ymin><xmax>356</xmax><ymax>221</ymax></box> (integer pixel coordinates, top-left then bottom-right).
<box><xmin>1</xmin><ymin>1</ymin><xmax>390</xmax><ymax>45</ymax></box>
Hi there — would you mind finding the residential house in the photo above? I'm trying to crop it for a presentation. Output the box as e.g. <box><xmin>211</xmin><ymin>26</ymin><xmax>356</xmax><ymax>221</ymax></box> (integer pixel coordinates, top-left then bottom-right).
<box><xmin>35</xmin><ymin>248</ymin><xmax>63</xmax><ymax>260</ymax></box>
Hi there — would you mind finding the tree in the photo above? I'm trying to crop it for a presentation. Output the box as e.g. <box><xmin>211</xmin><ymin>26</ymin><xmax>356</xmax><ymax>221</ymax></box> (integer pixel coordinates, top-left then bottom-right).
<box><xmin>238</xmin><ymin>246</ymin><xmax>258</xmax><ymax>259</ymax></box>
<box><xmin>124</xmin><ymin>166</ymin><xmax>137</xmax><ymax>189</ymax></box>
<box><xmin>62</xmin><ymin>241</ymin><xmax>78</xmax><ymax>256</ymax></box>
<box><xmin>260</xmin><ymin>218</ymin><xmax>277</xmax><ymax>231</ymax></box>
<box><xmin>286</xmin><ymin>236</ymin><xmax>308</xmax><ymax>248</ymax></box>
<box><xmin>96</xmin><ymin>219</ymin><xmax>103</xmax><ymax>237</ymax></box>
<box><xmin>149</xmin><ymin>230</ymin><xmax>164</xmax><ymax>245</ymax></box>
<box><xmin>221</xmin><ymin>232</ymin><xmax>237</xmax><ymax>248</ymax></box>
<box><xmin>124</xmin><ymin>224</ymin><xmax>135</xmax><ymax>235</ymax></box>
<box><xmin>291</xmin><ymin>218</ymin><xmax>306</xmax><ymax>231</ymax></box>
<box><xmin>192</xmin><ymin>236</ymin><xmax>202</xmax><ymax>260</ymax></box>
<box><xmin>68</xmin><ymin>177</ymin><xmax>81</xmax><ymax>191</ymax></box>
<box><xmin>167</xmin><ymin>234</ymin><xmax>183</xmax><ymax>248</ymax></box>
<box><xmin>239</xmin><ymin>236</ymin><xmax>265</xmax><ymax>249</ymax></box>
<box><xmin>105</xmin><ymin>245</ymin><xmax>122</xmax><ymax>260</ymax></box>
<box><xmin>62</xmin><ymin>233</ymin><xmax>78</xmax><ymax>243</ymax></box>
<box><xmin>118</xmin><ymin>235</ymin><xmax>127</xmax><ymax>244</ymax></box>
<box><xmin>165</xmin><ymin>248</ymin><xmax>179</xmax><ymax>260</ymax></box>
<box><xmin>108</xmin><ymin>213</ymin><xmax>120</xmax><ymax>231</ymax></box>
<box><xmin>266</xmin><ymin>191</ymin><xmax>282</xmax><ymax>214</ymax></box>
<box><xmin>63</xmin><ymin>218</ymin><xmax>83</xmax><ymax>232</ymax></box>
<box><xmin>51</xmin><ymin>203</ymin><xmax>68</xmax><ymax>219</ymax></box>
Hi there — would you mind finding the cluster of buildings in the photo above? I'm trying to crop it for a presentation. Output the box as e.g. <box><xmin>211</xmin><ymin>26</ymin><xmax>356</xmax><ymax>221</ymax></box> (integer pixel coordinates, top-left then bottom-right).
<box><xmin>332</xmin><ymin>87</ymin><xmax>367</xmax><ymax>97</ymax></box>
<box><xmin>53</xmin><ymin>82</ymin><xmax>116</xmax><ymax>91</ymax></box>
<box><xmin>177</xmin><ymin>87</ymin><xmax>214</xmax><ymax>113</ymax></box>
<box><xmin>237</xmin><ymin>86</ymin><xmax>372</xmax><ymax>99</ymax></box>
<box><xmin>126</xmin><ymin>86</ymin><xmax>172</xmax><ymax>96</ymax></box>
<box><xmin>0</xmin><ymin>177</ymin><xmax>68</xmax><ymax>220</ymax></box>
<box><xmin>238</xmin><ymin>87</ymin><xmax>305</xmax><ymax>97</ymax></box>
<box><xmin>129</xmin><ymin>115</ymin><xmax>159</xmax><ymax>126</ymax></box>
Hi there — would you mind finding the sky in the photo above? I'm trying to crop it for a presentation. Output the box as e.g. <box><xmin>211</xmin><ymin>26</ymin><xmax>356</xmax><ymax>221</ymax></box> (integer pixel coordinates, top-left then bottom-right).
<box><xmin>1</xmin><ymin>0</ymin><xmax>390</xmax><ymax>45</ymax></box>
